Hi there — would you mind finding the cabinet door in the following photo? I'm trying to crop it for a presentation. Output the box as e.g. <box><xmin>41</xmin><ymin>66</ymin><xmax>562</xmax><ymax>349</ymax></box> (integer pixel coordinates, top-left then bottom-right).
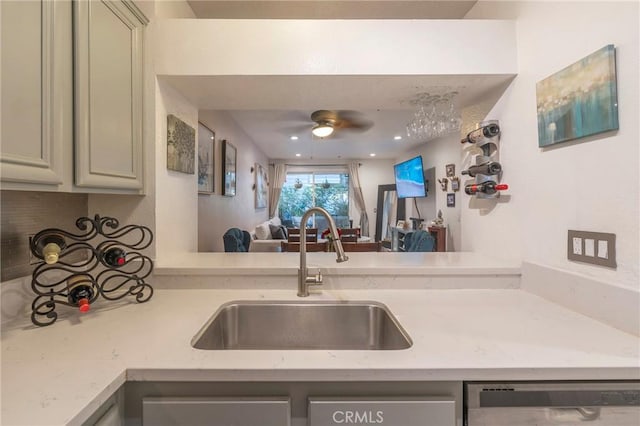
<box><xmin>1</xmin><ymin>0</ymin><xmax>70</xmax><ymax>187</ymax></box>
<box><xmin>74</xmin><ymin>0</ymin><xmax>147</xmax><ymax>190</ymax></box>
<box><xmin>308</xmin><ymin>397</ymin><xmax>456</xmax><ymax>426</ymax></box>
<box><xmin>142</xmin><ymin>397</ymin><xmax>291</xmax><ymax>426</ymax></box>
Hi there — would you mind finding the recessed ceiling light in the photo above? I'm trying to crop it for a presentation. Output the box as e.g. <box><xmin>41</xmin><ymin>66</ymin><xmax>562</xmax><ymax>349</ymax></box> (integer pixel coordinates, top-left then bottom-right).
<box><xmin>295</xmin><ymin>153</ymin><xmax>301</xmax><ymax>157</ymax></box>
<box><xmin>290</xmin><ymin>136</ymin><xmax>299</xmax><ymax>140</ymax></box>
<box><xmin>394</xmin><ymin>135</ymin><xmax>402</xmax><ymax>140</ymax></box>
<box><xmin>369</xmin><ymin>153</ymin><xmax>376</xmax><ymax>157</ymax></box>
<box><xmin>210</xmin><ymin>136</ymin><xmax>214</xmax><ymax>140</ymax></box>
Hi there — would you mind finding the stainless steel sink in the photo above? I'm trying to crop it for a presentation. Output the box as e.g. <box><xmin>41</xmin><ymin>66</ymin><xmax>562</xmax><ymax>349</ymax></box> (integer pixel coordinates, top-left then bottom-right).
<box><xmin>191</xmin><ymin>300</ymin><xmax>412</xmax><ymax>350</ymax></box>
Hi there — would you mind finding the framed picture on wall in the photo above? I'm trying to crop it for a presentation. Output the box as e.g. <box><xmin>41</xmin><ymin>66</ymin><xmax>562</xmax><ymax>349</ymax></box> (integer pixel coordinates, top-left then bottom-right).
<box><xmin>167</xmin><ymin>114</ymin><xmax>195</xmax><ymax>174</ymax></box>
<box><xmin>254</xmin><ymin>162</ymin><xmax>268</xmax><ymax>209</ymax></box>
<box><xmin>197</xmin><ymin>122</ymin><xmax>214</xmax><ymax>194</ymax></box>
<box><xmin>222</xmin><ymin>140</ymin><xmax>237</xmax><ymax>196</ymax></box>
<box><xmin>447</xmin><ymin>193</ymin><xmax>455</xmax><ymax>207</ymax></box>
<box><xmin>450</xmin><ymin>177</ymin><xmax>460</xmax><ymax>192</ymax></box>
<box><xmin>445</xmin><ymin>163</ymin><xmax>455</xmax><ymax>178</ymax></box>
<box><xmin>536</xmin><ymin>44</ymin><xmax>619</xmax><ymax>147</ymax></box>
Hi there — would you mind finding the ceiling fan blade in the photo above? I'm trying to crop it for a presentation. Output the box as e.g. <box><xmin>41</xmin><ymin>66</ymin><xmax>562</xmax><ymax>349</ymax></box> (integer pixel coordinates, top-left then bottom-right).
<box><xmin>335</xmin><ymin>110</ymin><xmax>374</xmax><ymax>132</ymax></box>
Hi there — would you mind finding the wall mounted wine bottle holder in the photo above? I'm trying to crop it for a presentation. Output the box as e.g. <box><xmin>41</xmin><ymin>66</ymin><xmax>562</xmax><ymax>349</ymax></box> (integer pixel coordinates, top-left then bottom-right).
<box><xmin>465</xmin><ymin>119</ymin><xmax>503</xmax><ymax>199</ymax></box>
<box><xmin>29</xmin><ymin>215</ymin><xmax>154</xmax><ymax>327</ymax></box>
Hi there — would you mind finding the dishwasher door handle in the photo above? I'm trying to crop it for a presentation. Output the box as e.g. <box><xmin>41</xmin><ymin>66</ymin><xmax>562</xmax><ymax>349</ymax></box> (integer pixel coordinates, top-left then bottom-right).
<box><xmin>548</xmin><ymin>407</ymin><xmax>601</xmax><ymax>422</ymax></box>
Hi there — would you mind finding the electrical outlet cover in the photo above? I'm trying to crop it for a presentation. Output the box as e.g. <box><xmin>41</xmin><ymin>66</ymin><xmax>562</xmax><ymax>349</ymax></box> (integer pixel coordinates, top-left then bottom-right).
<box><xmin>572</xmin><ymin>237</ymin><xmax>582</xmax><ymax>255</ymax></box>
<box><xmin>568</xmin><ymin>230</ymin><xmax>616</xmax><ymax>268</ymax></box>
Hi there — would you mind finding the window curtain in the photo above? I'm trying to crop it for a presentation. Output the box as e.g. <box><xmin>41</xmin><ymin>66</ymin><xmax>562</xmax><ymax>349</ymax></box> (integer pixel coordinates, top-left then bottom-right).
<box><xmin>268</xmin><ymin>163</ymin><xmax>287</xmax><ymax>219</ymax></box>
<box><xmin>348</xmin><ymin>162</ymin><xmax>369</xmax><ymax>237</ymax></box>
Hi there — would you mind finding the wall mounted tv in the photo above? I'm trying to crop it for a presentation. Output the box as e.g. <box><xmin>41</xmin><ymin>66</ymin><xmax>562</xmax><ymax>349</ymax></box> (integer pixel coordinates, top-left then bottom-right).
<box><xmin>394</xmin><ymin>155</ymin><xmax>427</xmax><ymax>199</ymax></box>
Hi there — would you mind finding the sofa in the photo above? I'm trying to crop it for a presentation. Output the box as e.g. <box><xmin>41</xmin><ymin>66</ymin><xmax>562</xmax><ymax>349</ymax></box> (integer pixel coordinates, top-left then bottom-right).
<box><xmin>248</xmin><ymin>217</ymin><xmax>288</xmax><ymax>252</ymax></box>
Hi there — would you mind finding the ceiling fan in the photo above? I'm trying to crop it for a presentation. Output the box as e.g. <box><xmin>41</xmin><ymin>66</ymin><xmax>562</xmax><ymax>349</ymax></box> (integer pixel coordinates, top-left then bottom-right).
<box><xmin>290</xmin><ymin>110</ymin><xmax>373</xmax><ymax>139</ymax></box>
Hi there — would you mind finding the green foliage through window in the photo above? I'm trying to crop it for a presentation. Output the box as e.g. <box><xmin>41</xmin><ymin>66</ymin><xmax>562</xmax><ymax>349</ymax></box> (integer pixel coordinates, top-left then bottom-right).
<box><xmin>279</xmin><ymin>173</ymin><xmax>350</xmax><ymax>228</ymax></box>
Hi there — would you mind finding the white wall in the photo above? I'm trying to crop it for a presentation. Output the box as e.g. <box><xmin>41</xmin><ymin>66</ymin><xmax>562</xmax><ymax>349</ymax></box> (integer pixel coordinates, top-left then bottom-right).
<box><xmin>155</xmin><ymin>19</ymin><xmax>517</xmax><ymax>76</ymax></box>
<box><xmin>350</xmin><ymin>159</ymin><xmax>395</xmax><ymax>237</ymax></box>
<box><xmin>198</xmin><ymin>111</ymin><xmax>270</xmax><ymax>252</ymax></box>
<box><xmin>155</xmin><ymin>79</ymin><xmax>199</xmax><ymax>257</ymax></box>
<box><xmin>399</xmin><ymin>133</ymin><xmax>462</xmax><ymax>251</ymax></box>
<box><xmin>464</xmin><ymin>1</ymin><xmax>639</xmax><ymax>289</ymax></box>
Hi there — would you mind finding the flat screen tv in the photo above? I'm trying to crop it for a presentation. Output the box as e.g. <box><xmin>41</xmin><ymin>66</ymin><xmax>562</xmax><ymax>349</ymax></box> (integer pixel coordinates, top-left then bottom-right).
<box><xmin>394</xmin><ymin>156</ymin><xmax>427</xmax><ymax>199</ymax></box>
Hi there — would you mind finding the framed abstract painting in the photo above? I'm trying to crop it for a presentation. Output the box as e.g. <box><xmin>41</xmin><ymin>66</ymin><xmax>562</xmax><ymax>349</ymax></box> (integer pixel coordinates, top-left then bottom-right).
<box><xmin>197</xmin><ymin>122</ymin><xmax>214</xmax><ymax>194</ymax></box>
<box><xmin>254</xmin><ymin>162</ymin><xmax>268</xmax><ymax>209</ymax></box>
<box><xmin>167</xmin><ymin>114</ymin><xmax>195</xmax><ymax>174</ymax></box>
<box><xmin>536</xmin><ymin>45</ymin><xmax>618</xmax><ymax>147</ymax></box>
<box><xmin>222</xmin><ymin>140</ymin><xmax>237</xmax><ymax>196</ymax></box>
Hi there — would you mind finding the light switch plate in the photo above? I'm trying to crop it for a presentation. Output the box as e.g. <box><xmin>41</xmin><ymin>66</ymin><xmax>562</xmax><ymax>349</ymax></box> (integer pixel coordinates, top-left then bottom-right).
<box><xmin>584</xmin><ymin>239</ymin><xmax>595</xmax><ymax>257</ymax></box>
<box><xmin>568</xmin><ymin>230</ymin><xmax>616</xmax><ymax>268</ymax></box>
<box><xmin>598</xmin><ymin>240</ymin><xmax>609</xmax><ymax>259</ymax></box>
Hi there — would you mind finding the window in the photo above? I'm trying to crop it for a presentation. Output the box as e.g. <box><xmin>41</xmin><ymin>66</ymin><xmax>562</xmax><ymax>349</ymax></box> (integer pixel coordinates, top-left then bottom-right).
<box><xmin>278</xmin><ymin>172</ymin><xmax>350</xmax><ymax>230</ymax></box>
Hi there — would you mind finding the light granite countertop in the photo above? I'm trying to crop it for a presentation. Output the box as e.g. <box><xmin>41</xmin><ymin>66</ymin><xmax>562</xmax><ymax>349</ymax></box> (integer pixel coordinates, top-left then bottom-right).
<box><xmin>2</xmin><ymin>287</ymin><xmax>639</xmax><ymax>426</ymax></box>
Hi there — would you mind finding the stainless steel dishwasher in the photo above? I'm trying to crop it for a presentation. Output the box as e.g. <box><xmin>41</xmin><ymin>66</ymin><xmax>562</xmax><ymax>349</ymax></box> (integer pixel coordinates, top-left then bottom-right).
<box><xmin>465</xmin><ymin>381</ymin><xmax>640</xmax><ymax>425</ymax></box>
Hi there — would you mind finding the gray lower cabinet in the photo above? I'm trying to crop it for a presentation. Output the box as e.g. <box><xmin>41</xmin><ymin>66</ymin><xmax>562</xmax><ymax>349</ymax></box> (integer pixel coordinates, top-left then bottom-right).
<box><xmin>142</xmin><ymin>397</ymin><xmax>291</xmax><ymax>426</ymax></box>
<box><xmin>125</xmin><ymin>381</ymin><xmax>462</xmax><ymax>426</ymax></box>
<box><xmin>308</xmin><ymin>397</ymin><xmax>456</xmax><ymax>426</ymax></box>
<box><xmin>140</xmin><ymin>396</ymin><xmax>454</xmax><ymax>426</ymax></box>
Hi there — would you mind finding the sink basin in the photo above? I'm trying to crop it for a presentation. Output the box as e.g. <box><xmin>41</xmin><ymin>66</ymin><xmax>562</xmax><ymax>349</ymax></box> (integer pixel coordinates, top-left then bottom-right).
<box><xmin>191</xmin><ymin>300</ymin><xmax>412</xmax><ymax>350</ymax></box>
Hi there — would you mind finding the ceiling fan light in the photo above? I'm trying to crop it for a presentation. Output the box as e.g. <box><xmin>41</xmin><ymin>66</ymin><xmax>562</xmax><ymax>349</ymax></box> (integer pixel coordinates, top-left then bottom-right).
<box><xmin>311</xmin><ymin>123</ymin><xmax>334</xmax><ymax>138</ymax></box>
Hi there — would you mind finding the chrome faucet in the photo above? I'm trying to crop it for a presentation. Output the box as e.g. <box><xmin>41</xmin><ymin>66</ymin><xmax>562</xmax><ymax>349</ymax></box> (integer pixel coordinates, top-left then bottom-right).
<box><xmin>297</xmin><ymin>207</ymin><xmax>349</xmax><ymax>297</ymax></box>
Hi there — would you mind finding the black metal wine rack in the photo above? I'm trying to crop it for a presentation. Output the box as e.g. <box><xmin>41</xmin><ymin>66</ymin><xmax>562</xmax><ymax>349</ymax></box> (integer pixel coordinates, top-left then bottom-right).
<box><xmin>29</xmin><ymin>215</ymin><xmax>154</xmax><ymax>327</ymax></box>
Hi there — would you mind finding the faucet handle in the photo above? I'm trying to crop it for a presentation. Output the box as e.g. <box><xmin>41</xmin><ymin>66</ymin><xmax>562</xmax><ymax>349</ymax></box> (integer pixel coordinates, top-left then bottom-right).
<box><xmin>305</xmin><ymin>268</ymin><xmax>323</xmax><ymax>285</ymax></box>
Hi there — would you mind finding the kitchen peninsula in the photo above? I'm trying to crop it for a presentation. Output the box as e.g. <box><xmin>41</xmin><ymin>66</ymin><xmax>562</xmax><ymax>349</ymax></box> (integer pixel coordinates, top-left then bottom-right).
<box><xmin>2</xmin><ymin>253</ymin><xmax>638</xmax><ymax>425</ymax></box>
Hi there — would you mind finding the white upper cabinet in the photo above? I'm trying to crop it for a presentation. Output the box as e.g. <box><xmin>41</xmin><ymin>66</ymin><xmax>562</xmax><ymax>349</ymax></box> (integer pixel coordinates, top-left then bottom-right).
<box><xmin>74</xmin><ymin>0</ymin><xmax>147</xmax><ymax>190</ymax></box>
<box><xmin>0</xmin><ymin>0</ymin><xmax>70</xmax><ymax>188</ymax></box>
<box><xmin>0</xmin><ymin>0</ymin><xmax>147</xmax><ymax>193</ymax></box>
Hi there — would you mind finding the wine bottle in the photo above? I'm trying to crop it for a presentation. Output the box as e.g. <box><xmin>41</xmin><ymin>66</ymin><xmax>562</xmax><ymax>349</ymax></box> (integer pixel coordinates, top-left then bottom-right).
<box><xmin>33</xmin><ymin>232</ymin><xmax>66</xmax><ymax>264</ymax></box>
<box><xmin>103</xmin><ymin>247</ymin><xmax>126</xmax><ymax>267</ymax></box>
<box><xmin>460</xmin><ymin>123</ymin><xmax>500</xmax><ymax>144</ymax></box>
<box><xmin>67</xmin><ymin>275</ymin><xmax>94</xmax><ymax>312</ymax></box>
<box><xmin>465</xmin><ymin>181</ymin><xmax>508</xmax><ymax>195</ymax></box>
<box><xmin>461</xmin><ymin>161</ymin><xmax>502</xmax><ymax>177</ymax></box>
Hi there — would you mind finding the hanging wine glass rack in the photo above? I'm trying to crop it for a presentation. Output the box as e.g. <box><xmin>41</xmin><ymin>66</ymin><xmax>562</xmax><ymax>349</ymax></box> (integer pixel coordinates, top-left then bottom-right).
<box><xmin>29</xmin><ymin>214</ymin><xmax>154</xmax><ymax>327</ymax></box>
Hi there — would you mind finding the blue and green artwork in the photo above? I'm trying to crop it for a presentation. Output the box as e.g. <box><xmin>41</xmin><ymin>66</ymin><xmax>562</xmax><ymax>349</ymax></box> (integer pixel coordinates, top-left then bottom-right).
<box><xmin>536</xmin><ymin>45</ymin><xmax>618</xmax><ymax>147</ymax></box>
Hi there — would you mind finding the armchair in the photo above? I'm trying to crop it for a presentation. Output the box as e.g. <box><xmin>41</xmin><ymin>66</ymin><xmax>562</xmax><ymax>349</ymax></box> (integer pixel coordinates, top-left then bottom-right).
<box><xmin>223</xmin><ymin>228</ymin><xmax>251</xmax><ymax>252</ymax></box>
